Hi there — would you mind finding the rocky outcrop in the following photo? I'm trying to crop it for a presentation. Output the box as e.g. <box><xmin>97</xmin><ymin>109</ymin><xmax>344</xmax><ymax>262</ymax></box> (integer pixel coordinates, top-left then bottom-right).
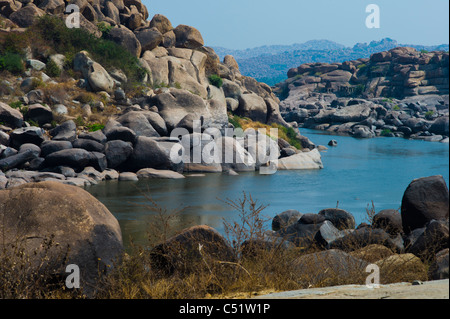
<box><xmin>267</xmin><ymin>175</ymin><xmax>448</xmax><ymax>277</ymax></box>
<box><xmin>276</xmin><ymin>48</ymin><xmax>449</xmax><ymax>142</ymax></box>
<box><xmin>278</xmin><ymin>48</ymin><xmax>449</xmax><ymax>99</ymax></box>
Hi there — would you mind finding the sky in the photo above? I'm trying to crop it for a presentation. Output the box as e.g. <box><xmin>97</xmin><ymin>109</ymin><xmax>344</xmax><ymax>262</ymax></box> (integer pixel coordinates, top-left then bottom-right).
<box><xmin>142</xmin><ymin>0</ymin><xmax>449</xmax><ymax>50</ymax></box>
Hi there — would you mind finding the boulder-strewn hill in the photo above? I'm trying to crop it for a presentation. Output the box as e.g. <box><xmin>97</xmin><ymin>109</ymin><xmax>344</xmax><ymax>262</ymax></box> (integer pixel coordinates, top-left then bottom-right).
<box><xmin>1</xmin><ymin>0</ymin><xmax>322</xmax><ymax>190</ymax></box>
<box><xmin>214</xmin><ymin>38</ymin><xmax>449</xmax><ymax>86</ymax></box>
<box><xmin>274</xmin><ymin>47</ymin><xmax>449</xmax><ymax>142</ymax></box>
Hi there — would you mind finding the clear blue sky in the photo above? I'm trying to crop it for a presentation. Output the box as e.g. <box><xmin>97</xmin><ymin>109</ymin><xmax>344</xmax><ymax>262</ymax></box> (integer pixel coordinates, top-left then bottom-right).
<box><xmin>143</xmin><ymin>0</ymin><xmax>449</xmax><ymax>50</ymax></box>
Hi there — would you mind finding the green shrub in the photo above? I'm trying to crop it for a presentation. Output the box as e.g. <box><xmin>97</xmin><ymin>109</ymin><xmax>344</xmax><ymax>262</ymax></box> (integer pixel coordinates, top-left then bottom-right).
<box><xmin>228</xmin><ymin>114</ymin><xmax>242</xmax><ymax>129</ymax></box>
<box><xmin>208</xmin><ymin>74</ymin><xmax>223</xmax><ymax>88</ymax></box>
<box><xmin>0</xmin><ymin>52</ymin><xmax>24</xmax><ymax>74</ymax></box>
<box><xmin>393</xmin><ymin>105</ymin><xmax>400</xmax><ymax>111</ymax></box>
<box><xmin>9</xmin><ymin>101</ymin><xmax>23</xmax><ymax>109</ymax></box>
<box><xmin>97</xmin><ymin>22</ymin><xmax>113</xmax><ymax>35</ymax></box>
<box><xmin>45</xmin><ymin>59</ymin><xmax>61</xmax><ymax>77</ymax></box>
<box><xmin>425</xmin><ymin>110</ymin><xmax>434</xmax><ymax>120</ymax></box>
<box><xmin>86</xmin><ymin>123</ymin><xmax>105</xmax><ymax>132</ymax></box>
<box><xmin>381</xmin><ymin>128</ymin><xmax>392</xmax><ymax>136</ymax></box>
<box><xmin>30</xmin><ymin>15</ymin><xmax>145</xmax><ymax>87</ymax></box>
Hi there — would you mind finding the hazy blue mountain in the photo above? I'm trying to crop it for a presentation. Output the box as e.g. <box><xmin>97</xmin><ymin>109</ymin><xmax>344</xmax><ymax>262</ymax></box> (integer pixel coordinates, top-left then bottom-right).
<box><xmin>212</xmin><ymin>38</ymin><xmax>449</xmax><ymax>86</ymax></box>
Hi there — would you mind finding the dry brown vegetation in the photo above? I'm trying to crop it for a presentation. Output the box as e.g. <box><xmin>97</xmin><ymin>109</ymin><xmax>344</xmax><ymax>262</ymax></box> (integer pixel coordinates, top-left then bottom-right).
<box><xmin>0</xmin><ymin>192</ymin><xmax>437</xmax><ymax>299</ymax></box>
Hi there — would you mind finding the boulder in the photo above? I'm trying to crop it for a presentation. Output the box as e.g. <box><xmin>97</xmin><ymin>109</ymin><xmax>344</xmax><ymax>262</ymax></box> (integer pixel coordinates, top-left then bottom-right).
<box><xmin>104</xmin><ymin>140</ymin><xmax>133</xmax><ymax>169</ymax></box>
<box><xmin>237</xmin><ymin>93</ymin><xmax>268</xmax><ymax>123</ymax></box>
<box><xmin>116</xmin><ymin>111</ymin><xmax>160</xmax><ymax>138</ymax></box>
<box><xmin>49</xmin><ymin>120</ymin><xmax>77</xmax><ymax>142</ymax></box>
<box><xmin>332</xmin><ymin>104</ymin><xmax>372</xmax><ymax>123</ymax></box>
<box><xmin>44</xmin><ymin>148</ymin><xmax>93</xmax><ymax>171</ymax></box>
<box><xmin>72</xmin><ymin>138</ymin><xmax>105</xmax><ymax>153</ymax></box>
<box><xmin>408</xmin><ymin>220</ymin><xmax>449</xmax><ymax>261</ymax></box>
<box><xmin>103</xmin><ymin>119</ymin><xmax>137</xmax><ymax>143</ymax></box>
<box><xmin>149</xmin><ymin>14</ymin><xmax>173</xmax><ymax>34</ymax></box>
<box><xmin>18</xmin><ymin>143</ymin><xmax>41</xmax><ymax>158</ymax></box>
<box><xmin>127</xmin><ymin>136</ymin><xmax>184</xmax><ymax>173</ymax></box>
<box><xmin>135</xmin><ymin>27</ymin><xmax>163</xmax><ymax>52</ymax></box>
<box><xmin>429</xmin><ymin>116</ymin><xmax>449</xmax><ymax>136</ymax></box>
<box><xmin>40</xmin><ymin>140</ymin><xmax>73</xmax><ymax>157</ymax></box>
<box><xmin>277</xmin><ymin>149</ymin><xmax>323</xmax><ymax>170</ymax></box>
<box><xmin>154</xmin><ymin>88</ymin><xmax>227</xmax><ymax>131</ymax></box>
<box><xmin>26</xmin><ymin>103</ymin><xmax>53</xmax><ymax>126</ymax></box>
<box><xmin>149</xmin><ymin>225</ymin><xmax>235</xmax><ymax>275</ymax></box>
<box><xmin>136</xmin><ymin>168</ymin><xmax>185</xmax><ymax>179</ymax></box>
<box><xmin>299</xmin><ymin>213</ymin><xmax>326</xmax><ymax>225</ymax></box>
<box><xmin>173</xmin><ymin>24</ymin><xmax>204</xmax><ymax>49</ymax></box>
<box><xmin>73</xmin><ymin>51</ymin><xmax>115</xmax><ymax>93</ymax></box>
<box><xmin>78</xmin><ymin>130</ymin><xmax>107</xmax><ymax>144</ymax></box>
<box><xmin>277</xmin><ymin>221</ymin><xmax>323</xmax><ymax>248</ymax></box>
<box><xmin>314</xmin><ymin>220</ymin><xmax>346</xmax><ymax>248</ymax></box>
<box><xmin>105</xmin><ymin>26</ymin><xmax>142</xmax><ymax>57</ymax></box>
<box><xmin>9</xmin><ymin>3</ymin><xmax>45</xmax><ymax>28</ymax></box>
<box><xmin>372</xmin><ymin>209</ymin><xmax>403</xmax><ymax>235</ymax></box>
<box><xmin>272</xmin><ymin>209</ymin><xmax>303</xmax><ymax>231</ymax></box>
<box><xmin>0</xmin><ymin>181</ymin><xmax>123</xmax><ymax>292</ymax></box>
<box><xmin>0</xmin><ymin>149</ymin><xmax>36</xmax><ymax>171</ymax></box>
<box><xmin>401</xmin><ymin>175</ymin><xmax>449</xmax><ymax>233</ymax></box>
<box><xmin>9</xmin><ymin>127</ymin><xmax>46</xmax><ymax>149</ymax></box>
<box><xmin>318</xmin><ymin>208</ymin><xmax>356</xmax><ymax>230</ymax></box>
<box><xmin>0</xmin><ymin>101</ymin><xmax>24</xmax><ymax>129</ymax></box>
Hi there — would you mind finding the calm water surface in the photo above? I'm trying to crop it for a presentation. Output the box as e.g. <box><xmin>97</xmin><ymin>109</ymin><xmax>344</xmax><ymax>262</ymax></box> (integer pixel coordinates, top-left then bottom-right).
<box><xmin>87</xmin><ymin>129</ymin><xmax>449</xmax><ymax>250</ymax></box>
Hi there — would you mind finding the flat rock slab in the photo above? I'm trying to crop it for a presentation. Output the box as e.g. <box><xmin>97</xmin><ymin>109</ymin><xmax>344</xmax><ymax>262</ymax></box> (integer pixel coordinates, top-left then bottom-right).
<box><xmin>254</xmin><ymin>279</ymin><xmax>449</xmax><ymax>299</ymax></box>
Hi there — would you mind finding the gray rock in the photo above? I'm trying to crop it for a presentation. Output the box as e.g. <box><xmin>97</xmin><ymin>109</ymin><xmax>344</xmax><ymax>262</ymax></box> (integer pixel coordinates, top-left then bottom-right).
<box><xmin>401</xmin><ymin>175</ymin><xmax>449</xmax><ymax>233</ymax></box>
<box><xmin>9</xmin><ymin>127</ymin><xmax>46</xmax><ymax>149</ymax></box>
<box><xmin>0</xmin><ymin>101</ymin><xmax>24</xmax><ymax>129</ymax></box>
<box><xmin>272</xmin><ymin>210</ymin><xmax>303</xmax><ymax>231</ymax></box>
<box><xmin>0</xmin><ymin>149</ymin><xmax>36</xmax><ymax>171</ymax></box>
<box><xmin>372</xmin><ymin>209</ymin><xmax>403</xmax><ymax>236</ymax></box>
<box><xmin>128</xmin><ymin>136</ymin><xmax>184</xmax><ymax>173</ymax></box>
<box><xmin>44</xmin><ymin>148</ymin><xmax>93</xmax><ymax>171</ymax></box>
<box><xmin>318</xmin><ymin>208</ymin><xmax>356</xmax><ymax>230</ymax></box>
<box><xmin>116</xmin><ymin>111</ymin><xmax>160</xmax><ymax>137</ymax></box>
<box><xmin>49</xmin><ymin>120</ymin><xmax>77</xmax><ymax>142</ymax></box>
<box><xmin>40</xmin><ymin>140</ymin><xmax>73</xmax><ymax>157</ymax></box>
<box><xmin>104</xmin><ymin>140</ymin><xmax>133</xmax><ymax>169</ymax></box>
<box><xmin>72</xmin><ymin>138</ymin><xmax>105</xmax><ymax>153</ymax></box>
<box><xmin>26</xmin><ymin>103</ymin><xmax>53</xmax><ymax>126</ymax></box>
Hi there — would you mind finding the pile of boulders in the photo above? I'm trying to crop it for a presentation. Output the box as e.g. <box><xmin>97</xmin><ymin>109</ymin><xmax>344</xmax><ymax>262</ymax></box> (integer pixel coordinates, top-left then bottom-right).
<box><xmin>148</xmin><ymin>175</ymin><xmax>449</xmax><ymax>283</ymax></box>
<box><xmin>276</xmin><ymin>47</ymin><xmax>449</xmax><ymax>142</ymax></box>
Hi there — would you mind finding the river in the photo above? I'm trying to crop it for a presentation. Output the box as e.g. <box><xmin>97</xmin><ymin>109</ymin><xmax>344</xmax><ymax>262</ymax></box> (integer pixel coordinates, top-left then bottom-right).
<box><xmin>87</xmin><ymin>129</ymin><xmax>449</xmax><ymax>250</ymax></box>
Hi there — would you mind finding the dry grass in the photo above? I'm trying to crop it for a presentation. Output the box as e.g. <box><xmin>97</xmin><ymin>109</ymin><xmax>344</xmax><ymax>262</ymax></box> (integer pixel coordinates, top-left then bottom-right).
<box><xmin>0</xmin><ymin>193</ymin><xmax>437</xmax><ymax>299</ymax></box>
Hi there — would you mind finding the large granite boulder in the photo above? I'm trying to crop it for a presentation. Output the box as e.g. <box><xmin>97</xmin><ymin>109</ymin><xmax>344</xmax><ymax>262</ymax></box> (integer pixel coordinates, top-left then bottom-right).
<box><xmin>401</xmin><ymin>175</ymin><xmax>449</xmax><ymax>233</ymax></box>
<box><xmin>0</xmin><ymin>181</ymin><xmax>123</xmax><ymax>293</ymax></box>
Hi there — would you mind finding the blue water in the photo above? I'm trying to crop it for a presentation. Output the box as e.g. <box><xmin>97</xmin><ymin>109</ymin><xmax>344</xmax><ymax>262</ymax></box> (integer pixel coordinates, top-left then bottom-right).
<box><xmin>87</xmin><ymin>129</ymin><xmax>449</xmax><ymax>250</ymax></box>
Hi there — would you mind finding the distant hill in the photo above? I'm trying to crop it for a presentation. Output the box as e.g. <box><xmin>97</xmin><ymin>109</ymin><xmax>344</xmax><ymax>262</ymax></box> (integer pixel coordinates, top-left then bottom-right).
<box><xmin>212</xmin><ymin>38</ymin><xmax>449</xmax><ymax>86</ymax></box>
